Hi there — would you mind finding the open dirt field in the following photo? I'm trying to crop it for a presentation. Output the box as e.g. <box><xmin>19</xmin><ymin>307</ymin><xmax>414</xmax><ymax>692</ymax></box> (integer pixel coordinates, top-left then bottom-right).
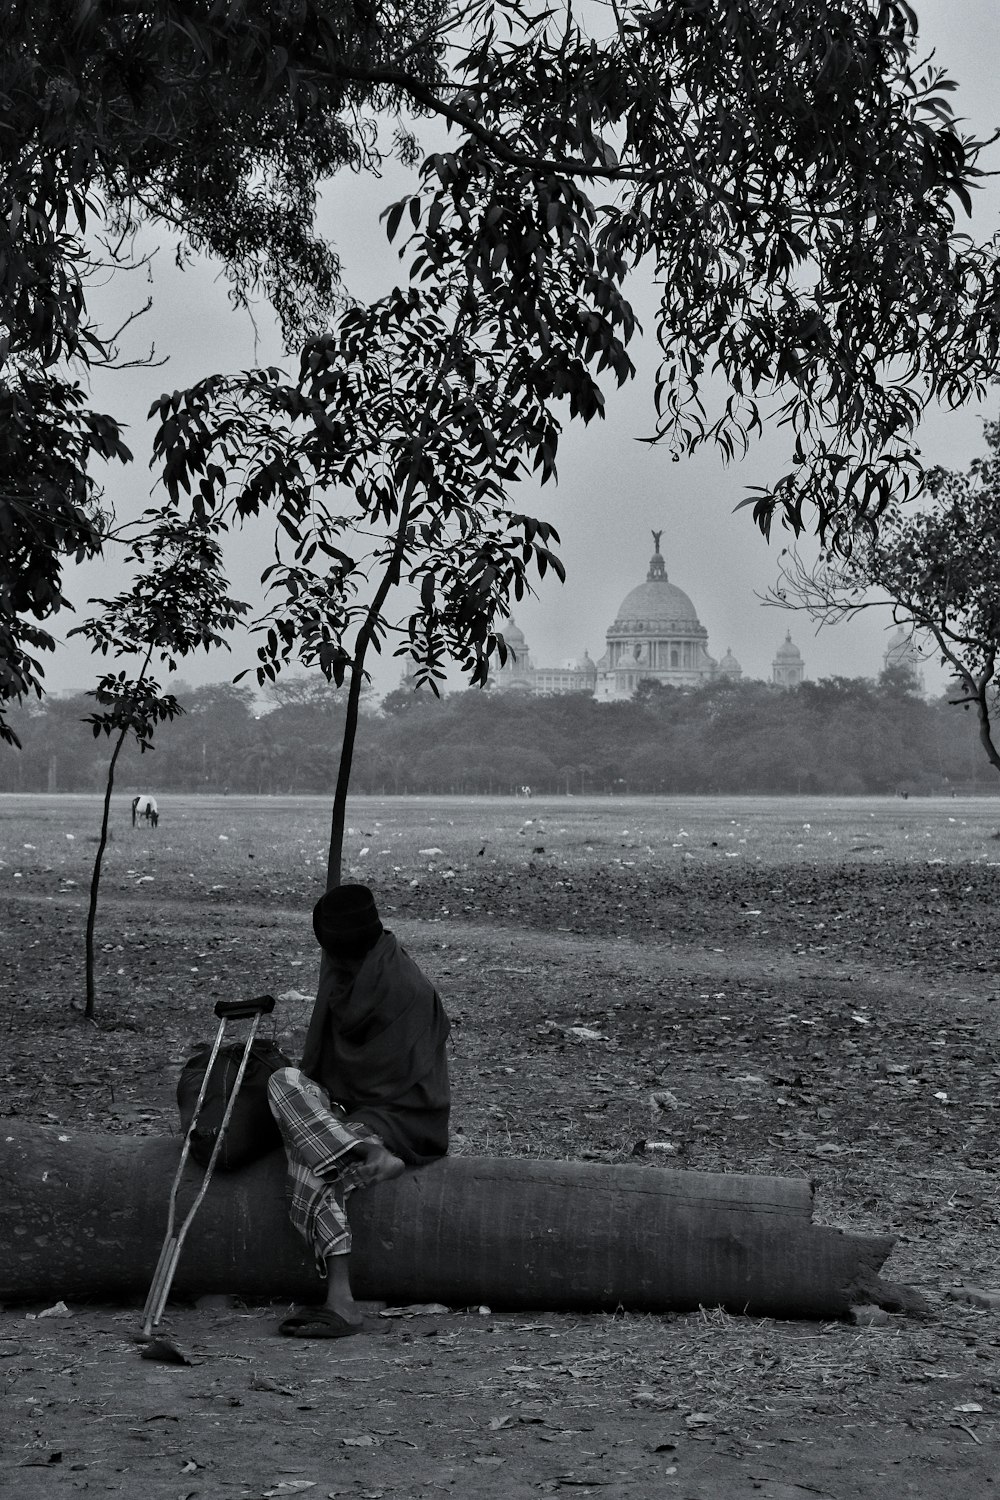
<box><xmin>2</xmin><ymin>792</ymin><xmax>1000</xmax><ymax>1498</ymax></box>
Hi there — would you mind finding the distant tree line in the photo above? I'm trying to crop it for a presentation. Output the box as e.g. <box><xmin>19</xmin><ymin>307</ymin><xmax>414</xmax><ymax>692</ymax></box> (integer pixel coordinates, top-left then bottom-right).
<box><xmin>2</xmin><ymin>667</ymin><xmax>996</xmax><ymax>799</ymax></box>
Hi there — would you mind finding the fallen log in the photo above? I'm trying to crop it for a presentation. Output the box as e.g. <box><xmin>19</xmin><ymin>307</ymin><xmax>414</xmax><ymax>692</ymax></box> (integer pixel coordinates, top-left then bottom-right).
<box><xmin>0</xmin><ymin>1124</ymin><xmax>918</xmax><ymax>1318</ymax></box>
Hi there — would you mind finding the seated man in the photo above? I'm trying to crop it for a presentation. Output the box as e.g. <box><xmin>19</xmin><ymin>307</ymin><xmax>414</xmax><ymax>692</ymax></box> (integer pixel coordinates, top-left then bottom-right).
<box><xmin>268</xmin><ymin>883</ymin><xmax>451</xmax><ymax>1338</ymax></box>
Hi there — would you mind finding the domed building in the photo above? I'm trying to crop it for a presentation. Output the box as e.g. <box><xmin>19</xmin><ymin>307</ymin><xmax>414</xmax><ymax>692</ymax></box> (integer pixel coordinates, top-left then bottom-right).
<box><xmin>593</xmin><ymin>535</ymin><xmax>732</xmax><ymax>699</ymax></box>
<box><xmin>491</xmin><ymin>532</ymin><xmax>802</xmax><ymax>699</ymax></box>
<box><xmin>883</xmin><ymin>625</ymin><xmax>924</xmax><ymax>687</ymax></box>
<box><xmin>718</xmin><ymin>647</ymin><xmax>743</xmax><ymax>681</ymax></box>
<box><xmin>772</xmin><ymin>632</ymin><xmax>804</xmax><ymax>688</ymax></box>
<box><xmin>494</xmin><ymin>621</ymin><xmax>599</xmax><ymax>694</ymax></box>
<box><xmin>493</xmin><ymin>619</ymin><xmax>535</xmax><ymax>691</ymax></box>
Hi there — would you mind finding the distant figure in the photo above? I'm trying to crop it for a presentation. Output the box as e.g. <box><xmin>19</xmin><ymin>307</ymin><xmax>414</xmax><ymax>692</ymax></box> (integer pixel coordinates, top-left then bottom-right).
<box><xmin>520</xmin><ymin>785</ymin><xmax>532</xmax><ymax>798</ymax></box>
<box><xmin>132</xmin><ymin>795</ymin><xmax>159</xmax><ymax>828</ymax></box>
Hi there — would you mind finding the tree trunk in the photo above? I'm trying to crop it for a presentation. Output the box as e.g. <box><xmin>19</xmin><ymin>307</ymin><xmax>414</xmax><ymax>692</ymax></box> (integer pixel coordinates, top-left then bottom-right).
<box><xmin>324</xmin><ymin>328</ymin><xmax>463</xmax><ymax>893</ymax></box>
<box><xmin>0</xmin><ymin>1124</ymin><xmax>919</xmax><ymax>1320</ymax></box>
<box><xmin>83</xmin><ymin>727</ymin><xmax>129</xmax><ymax>1019</ymax></box>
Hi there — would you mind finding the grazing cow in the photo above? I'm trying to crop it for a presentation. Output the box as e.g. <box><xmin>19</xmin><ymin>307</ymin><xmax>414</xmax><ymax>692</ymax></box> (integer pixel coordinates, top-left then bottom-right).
<box><xmin>132</xmin><ymin>795</ymin><xmax>159</xmax><ymax>828</ymax></box>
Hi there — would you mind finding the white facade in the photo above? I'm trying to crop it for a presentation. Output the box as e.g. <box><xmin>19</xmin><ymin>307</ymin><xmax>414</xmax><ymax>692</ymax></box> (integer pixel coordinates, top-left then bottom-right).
<box><xmin>494</xmin><ymin>621</ymin><xmax>599</xmax><ymax>695</ymax></box>
<box><xmin>493</xmin><ymin>534</ymin><xmax>808</xmax><ymax>699</ymax></box>
<box><xmin>592</xmin><ymin>539</ymin><xmax>735</xmax><ymax>699</ymax></box>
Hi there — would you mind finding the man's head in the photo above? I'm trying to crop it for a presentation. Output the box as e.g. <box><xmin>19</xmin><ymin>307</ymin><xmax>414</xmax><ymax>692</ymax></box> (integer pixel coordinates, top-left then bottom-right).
<box><xmin>312</xmin><ymin>883</ymin><xmax>383</xmax><ymax>961</ymax></box>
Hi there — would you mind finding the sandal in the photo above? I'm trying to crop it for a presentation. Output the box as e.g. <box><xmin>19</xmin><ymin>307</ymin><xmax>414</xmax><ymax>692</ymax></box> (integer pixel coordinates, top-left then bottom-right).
<box><xmin>278</xmin><ymin>1306</ymin><xmax>388</xmax><ymax>1339</ymax></box>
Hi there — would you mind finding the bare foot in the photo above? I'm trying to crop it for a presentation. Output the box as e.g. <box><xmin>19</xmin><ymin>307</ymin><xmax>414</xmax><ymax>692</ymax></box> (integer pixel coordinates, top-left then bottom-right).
<box><xmin>324</xmin><ymin>1254</ymin><xmax>363</xmax><ymax>1329</ymax></box>
<box><xmin>350</xmin><ymin>1139</ymin><xmax>407</xmax><ymax>1187</ymax></box>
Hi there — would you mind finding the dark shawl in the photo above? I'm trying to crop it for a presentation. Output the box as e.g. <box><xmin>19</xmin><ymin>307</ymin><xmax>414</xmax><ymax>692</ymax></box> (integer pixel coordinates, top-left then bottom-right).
<box><xmin>300</xmin><ymin>930</ymin><xmax>450</xmax><ymax>1165</ymax></box>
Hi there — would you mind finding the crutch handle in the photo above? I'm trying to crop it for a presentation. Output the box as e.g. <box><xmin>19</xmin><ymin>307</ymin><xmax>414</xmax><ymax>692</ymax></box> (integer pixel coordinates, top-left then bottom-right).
<box><xmin>213</xmin><ymin>994</ymin><xmax>276</xmax><ymax>1019</ymax></box>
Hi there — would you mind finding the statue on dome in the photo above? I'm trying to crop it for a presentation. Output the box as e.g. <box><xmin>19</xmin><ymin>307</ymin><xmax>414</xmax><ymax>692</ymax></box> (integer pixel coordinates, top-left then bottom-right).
<box><xmin>651</xmin><ymin>529</ymin><xmax>662</xmax><ymax>553</ymax></box>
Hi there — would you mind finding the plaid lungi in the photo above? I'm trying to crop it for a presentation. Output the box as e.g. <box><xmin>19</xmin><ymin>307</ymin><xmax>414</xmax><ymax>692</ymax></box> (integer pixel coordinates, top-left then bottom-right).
<box><xmin>267</xmin><ymin>1066</ymin><xmax>383</xmax><ymax>1270</ymax></box>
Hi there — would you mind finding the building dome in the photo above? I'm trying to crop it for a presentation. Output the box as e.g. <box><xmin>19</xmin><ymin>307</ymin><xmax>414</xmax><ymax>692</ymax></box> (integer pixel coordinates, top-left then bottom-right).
<box><xmin>775</xmin><ymin>632</ymin><xmax>802</xmax><ymax>660</ymax></box>
<box><xmin>612</xmin><ymin>544</ymin><xmax>700</xmax><ymax>627</ymax></box>
<box><xmin>884</xmin><ymin>626</ymin><xmax>920</xmax><ymax>666</ymax></box>
<box><xmin>718</xmin><ymin>647</ymin><xmax>742</xmax><ymax>678</ymax></box>
<box><xmin>772</xmin><ymin>631</ymin><xmax>805</xmax><ymax>689</ymax></box>
<box><xmin>493</xmin><ymin>616</ymin><xmax>534</xmax><ymax>689</ymax></box>
<box><xmin>883</xmin><ymin>625</ymin><xmax>924</xmax><ymax>689</ymax></box>
<box><xmin>595</xmin><ymin>533</ymin><xmax>717</xmax><ymax>699</ymax></box>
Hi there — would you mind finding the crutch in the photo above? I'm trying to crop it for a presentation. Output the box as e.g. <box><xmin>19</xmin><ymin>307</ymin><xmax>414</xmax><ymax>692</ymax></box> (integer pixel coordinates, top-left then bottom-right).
<box><xmin>141</xmin><ymin>993</ymin><xmax>277</xmax><ymax>1337</ymax></box>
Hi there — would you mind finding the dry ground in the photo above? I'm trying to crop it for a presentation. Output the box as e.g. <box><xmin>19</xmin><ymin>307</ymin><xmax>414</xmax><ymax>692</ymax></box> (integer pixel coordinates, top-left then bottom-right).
<box><xmin>2</xmin><ymin>794</ymin><xmax>999</xmax><ymax>1498</ymax></box>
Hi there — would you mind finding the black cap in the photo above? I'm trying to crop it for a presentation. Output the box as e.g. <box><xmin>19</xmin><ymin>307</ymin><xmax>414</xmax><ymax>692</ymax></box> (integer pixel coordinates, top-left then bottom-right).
<box><xmin>312</xmin><ymin>884</ymin><xmax>383</xmax><ymax>958</ymax></box>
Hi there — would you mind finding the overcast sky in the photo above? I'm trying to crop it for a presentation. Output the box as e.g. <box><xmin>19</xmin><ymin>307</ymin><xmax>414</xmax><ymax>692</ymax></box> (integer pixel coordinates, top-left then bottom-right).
<box><xmin>44</xmin><ymin>0</ymin><xmax>1000</xmax><ymax>704</ymax></box>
